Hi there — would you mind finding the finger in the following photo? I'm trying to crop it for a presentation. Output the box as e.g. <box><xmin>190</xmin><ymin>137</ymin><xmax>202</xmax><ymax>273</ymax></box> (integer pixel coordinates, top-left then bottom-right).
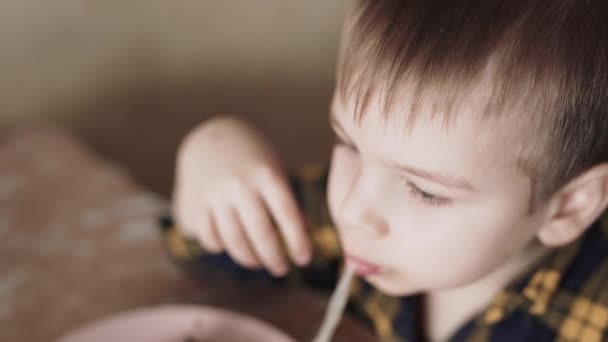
<box><xmin>234</xmin><ymin>186</ymin><xmax>289</xmax><ymax>276</ymax></box>
<box><xmin>173</xmin><ymin>193</ymin><xmax>224</xmax><ymax>253</ymax></box>
<box><xmin>257</xmin><ymin>171</ymin><xmax>312</xmax><ymax>266</ymax></box>
<box><xmin>173</xmin><ymin>195</ymin><xmax>197</xmax><ymax>237</ymax></box>
<box><xmin>212</xmin><ymin>202</ymin><xmax>261</xmax><ymax>269</ymax></box>
<box><xmin>193</xmin><ymin>208</ymin><xmax>223</xmax><ymax>254</ymax></box>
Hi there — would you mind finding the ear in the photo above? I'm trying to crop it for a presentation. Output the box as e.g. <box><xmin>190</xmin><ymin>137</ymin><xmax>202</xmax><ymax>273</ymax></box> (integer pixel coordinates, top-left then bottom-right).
<box><xmin>538</xmin><ymin>163</ymin><xmax>608</xmax><ymax>247</ymax></box>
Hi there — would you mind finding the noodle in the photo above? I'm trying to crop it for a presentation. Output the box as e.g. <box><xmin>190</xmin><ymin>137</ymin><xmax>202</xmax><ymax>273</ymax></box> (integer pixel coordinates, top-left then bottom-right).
<box><xmin>312</xmin><ymin>264</ymin><xmax>356</xmax><ymax>342</ymax></box>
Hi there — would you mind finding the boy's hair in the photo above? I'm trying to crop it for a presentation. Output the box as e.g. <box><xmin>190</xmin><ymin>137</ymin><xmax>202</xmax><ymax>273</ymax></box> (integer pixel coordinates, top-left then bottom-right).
<box><xmin>338</xmin><ymin>0</ymin><xmax>608</xmax><ymax>203</ymax></box>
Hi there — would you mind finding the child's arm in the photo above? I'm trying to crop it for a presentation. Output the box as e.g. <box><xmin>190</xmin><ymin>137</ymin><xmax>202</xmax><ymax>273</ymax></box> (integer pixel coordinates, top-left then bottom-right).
<box><xmin>166</xmin><ymin>116</ymin><xmax>341</xmax><ymax>290</ymax></box>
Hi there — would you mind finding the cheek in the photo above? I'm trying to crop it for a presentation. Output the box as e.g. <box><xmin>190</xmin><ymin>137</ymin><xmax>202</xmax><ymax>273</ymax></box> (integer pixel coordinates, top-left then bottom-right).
<box><xmin>388</xmin><ymin>199</ymin><xmax>540</xmax><ymax>290</ymax></box>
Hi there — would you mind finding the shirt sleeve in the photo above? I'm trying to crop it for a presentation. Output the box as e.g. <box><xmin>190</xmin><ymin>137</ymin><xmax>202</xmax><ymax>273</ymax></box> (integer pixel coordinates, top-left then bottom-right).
<box><xmin>159</xmin><ymin>164</ymin><xmax>343</xmax><ymax>291</ymax></box>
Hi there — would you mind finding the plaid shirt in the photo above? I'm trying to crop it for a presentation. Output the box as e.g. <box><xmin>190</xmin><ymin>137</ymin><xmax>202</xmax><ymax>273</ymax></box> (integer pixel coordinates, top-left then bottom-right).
<box><xmin>161</xmin><ymin>165</ymin><xmax>608</xmax><ymax>342</ymax></box>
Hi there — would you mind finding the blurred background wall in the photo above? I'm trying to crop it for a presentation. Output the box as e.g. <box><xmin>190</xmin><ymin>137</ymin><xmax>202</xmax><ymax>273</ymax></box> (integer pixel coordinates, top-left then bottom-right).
<box><xmin>0</xmin><ymin>0</ymin><xmax>349</xmax><ymax>196</ymax></box>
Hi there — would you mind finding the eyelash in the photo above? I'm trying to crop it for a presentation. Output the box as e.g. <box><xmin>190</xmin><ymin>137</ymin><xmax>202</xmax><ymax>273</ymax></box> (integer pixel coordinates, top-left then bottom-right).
<box><xmin>403</xmin><ymin>180</ymin><xmax>452</xmax><ymax>207</ymax></box>
<box><xmin>333</xmin><ymin>131</ymin><xmax>451</xmax><ymax>207</ymax></box>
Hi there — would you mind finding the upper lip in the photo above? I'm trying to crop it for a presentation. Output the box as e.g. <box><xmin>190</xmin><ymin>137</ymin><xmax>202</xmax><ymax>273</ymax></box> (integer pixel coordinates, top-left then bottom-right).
<box><xmin>345</xmin><ymin>252</ymin><xmax>382</xmax><ymax>269</ymax></box>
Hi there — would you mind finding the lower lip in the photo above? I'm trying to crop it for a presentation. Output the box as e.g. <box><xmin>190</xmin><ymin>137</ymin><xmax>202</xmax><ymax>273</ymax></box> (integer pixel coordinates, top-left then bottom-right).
<box><xmin>345</xmin><ymin>255</ymin><xmax>382</xmax><ymax>276</ymax></box>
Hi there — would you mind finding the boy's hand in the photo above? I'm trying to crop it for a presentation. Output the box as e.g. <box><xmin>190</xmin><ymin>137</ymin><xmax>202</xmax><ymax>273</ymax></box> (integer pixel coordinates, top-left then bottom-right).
<box><xmin>173</xmin><ymin>116</ymin><xmax>311</xmax><ymax>277</ymax></box>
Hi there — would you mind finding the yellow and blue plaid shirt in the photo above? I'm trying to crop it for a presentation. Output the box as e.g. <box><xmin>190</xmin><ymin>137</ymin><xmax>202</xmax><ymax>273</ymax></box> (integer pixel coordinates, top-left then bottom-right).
<box><xmin>161</xmin><ymin>165</ymin><xmax>608</xmax><ymax>341</ymax></box>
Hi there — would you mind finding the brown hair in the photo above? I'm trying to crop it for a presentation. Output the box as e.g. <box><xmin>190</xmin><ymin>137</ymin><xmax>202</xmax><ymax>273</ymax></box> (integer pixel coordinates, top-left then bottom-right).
<box><xmin>338</xmin><ymin>0</ymin><xmax>608</xmax><ymax>202</ymax></box>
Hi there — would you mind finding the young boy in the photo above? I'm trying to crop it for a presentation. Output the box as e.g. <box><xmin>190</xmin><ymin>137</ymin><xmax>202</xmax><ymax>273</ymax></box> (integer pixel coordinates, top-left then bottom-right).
<box><xmin>163</xmin><ymin>1</ymin><xmax>608</xmax><ymax>340</ymax></box>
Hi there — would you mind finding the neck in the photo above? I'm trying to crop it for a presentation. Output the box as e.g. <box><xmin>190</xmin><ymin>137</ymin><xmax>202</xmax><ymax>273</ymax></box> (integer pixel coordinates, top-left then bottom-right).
<box><xmin>423</xmin><ymin>242</ymin><xmax>551</xmax><ymax>341</ymax></box>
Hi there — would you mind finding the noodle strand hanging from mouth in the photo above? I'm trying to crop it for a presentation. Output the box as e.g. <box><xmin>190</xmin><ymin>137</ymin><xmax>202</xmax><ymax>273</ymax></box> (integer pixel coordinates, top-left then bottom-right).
<box><xmin>312</xmin><ymin>264</ymin><xmax>356</xmax><ymax>342</ymax></box>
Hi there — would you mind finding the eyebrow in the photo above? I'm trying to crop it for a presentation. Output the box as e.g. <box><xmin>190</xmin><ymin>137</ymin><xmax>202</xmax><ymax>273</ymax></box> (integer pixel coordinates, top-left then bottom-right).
<box><xmin>390</xmin><ymin>162</ymin><xmax>475</xmax><ymax>192</ymax></box>
<box><xmin>329</xmin><ymin>111</ymin><xmax>475</xmax><ymax>192</ymax></box>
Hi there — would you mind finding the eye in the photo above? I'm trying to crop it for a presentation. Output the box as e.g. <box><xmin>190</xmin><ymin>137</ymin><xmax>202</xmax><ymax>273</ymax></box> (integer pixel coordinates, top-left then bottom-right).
<box><xmin>333</xmin><ymin>133</ymin><xmax>358</xmax><ymax>153</ymax></box>
<box><xmin>402</xmin><ymin>180</ymin><xmax>452</xmax><ymax>207</ymax></box>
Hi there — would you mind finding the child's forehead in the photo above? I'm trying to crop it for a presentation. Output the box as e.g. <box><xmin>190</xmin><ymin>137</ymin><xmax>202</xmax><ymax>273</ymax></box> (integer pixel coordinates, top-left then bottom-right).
<box><xmin>332</xmin><ymin>89</ymin><xmax>530</xmax><ymax>175</ymax></box>
<box><xmin>334</xmin><ymin>79</ymin><xmax>521</xmax><ymax>136</ymax></box>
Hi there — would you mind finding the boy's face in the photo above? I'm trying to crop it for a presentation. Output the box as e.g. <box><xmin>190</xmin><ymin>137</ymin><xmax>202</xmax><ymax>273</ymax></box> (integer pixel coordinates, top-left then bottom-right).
<box><xmin>327</xmin><ymin>92</ymin><xmax>550</xmax><ymax>296</ymax></box>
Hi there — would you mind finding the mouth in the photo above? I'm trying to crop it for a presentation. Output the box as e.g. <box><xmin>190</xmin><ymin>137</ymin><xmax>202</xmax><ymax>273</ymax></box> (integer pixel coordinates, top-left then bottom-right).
<box><xmin>345</xmin><ymin>253</ymin><xmax>383</xmax><ymax>276</ymax></box>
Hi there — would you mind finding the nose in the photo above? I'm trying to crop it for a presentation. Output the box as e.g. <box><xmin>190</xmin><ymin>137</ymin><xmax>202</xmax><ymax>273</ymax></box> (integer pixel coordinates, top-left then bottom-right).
<box><xmin>342</xmin><ymin>207</ymin><xmax>389</xmax><ymax>237</ymax></box>
<box><xmin>339</xmin><ymin>169</ymin><xmax>389</xmax><ymax>238</ymax></box>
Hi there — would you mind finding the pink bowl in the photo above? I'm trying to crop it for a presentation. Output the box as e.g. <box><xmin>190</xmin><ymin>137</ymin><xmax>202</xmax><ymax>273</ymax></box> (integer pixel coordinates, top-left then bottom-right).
<box><xmin>57</xmin><ymin>305</ymin><xmax>296</xmax><ymax>342</ymax></box>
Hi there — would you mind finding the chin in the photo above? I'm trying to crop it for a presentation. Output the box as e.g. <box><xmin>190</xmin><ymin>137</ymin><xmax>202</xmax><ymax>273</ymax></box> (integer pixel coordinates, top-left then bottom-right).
<box><xmin>366</xmin><ymin>273</ymin><xmax>421</xmax><ymax>297</ymax></box>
